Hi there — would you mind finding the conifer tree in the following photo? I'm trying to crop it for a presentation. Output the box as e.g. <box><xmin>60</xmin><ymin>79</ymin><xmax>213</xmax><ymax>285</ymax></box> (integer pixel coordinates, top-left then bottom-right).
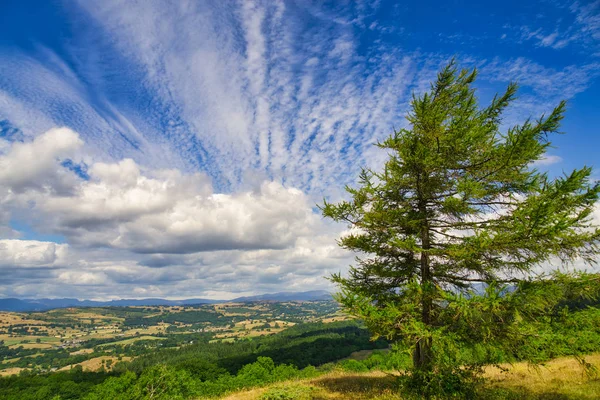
<box><xmin>321</xmin><ymin>60</ymin><xmax>600</xmax><ymax>395</ymax></box>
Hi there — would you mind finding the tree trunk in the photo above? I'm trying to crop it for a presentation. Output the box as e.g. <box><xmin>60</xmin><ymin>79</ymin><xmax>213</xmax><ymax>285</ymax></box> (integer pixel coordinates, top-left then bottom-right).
<box><xmin>415</xmin><ymin>198</ymin><xmax>433</xmax><ymax>372</ymax></box>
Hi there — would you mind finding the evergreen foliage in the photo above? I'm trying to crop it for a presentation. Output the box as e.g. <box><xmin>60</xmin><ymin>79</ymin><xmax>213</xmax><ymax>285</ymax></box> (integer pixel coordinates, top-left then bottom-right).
<box><xmin>321</xmin><ymin>60</ymin><xmax>600</xmax><ymax>397</ymax></box>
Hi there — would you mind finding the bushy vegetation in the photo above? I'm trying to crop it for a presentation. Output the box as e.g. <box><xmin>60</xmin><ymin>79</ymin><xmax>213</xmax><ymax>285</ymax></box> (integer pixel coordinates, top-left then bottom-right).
<box><xmin>260</xmin><ymin>384</ymin><xmax>316</xmax><ymax>400</ymax></box>
<box><xmin>81</xmin><ymin>357</ymin><xmax>320</xmax><ymax>400</ymax></box>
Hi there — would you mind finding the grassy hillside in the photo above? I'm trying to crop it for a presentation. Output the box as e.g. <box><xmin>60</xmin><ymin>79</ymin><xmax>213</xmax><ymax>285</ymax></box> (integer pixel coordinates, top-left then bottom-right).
<box><xmin>220</xmin><ymin>354</ymin><xmax>600</xmax><ymax>400</ymax></box>
<box><xmin>2</xmin><ymin>303</ymin><xmax>600</xmax><ymax>400</ymax></box>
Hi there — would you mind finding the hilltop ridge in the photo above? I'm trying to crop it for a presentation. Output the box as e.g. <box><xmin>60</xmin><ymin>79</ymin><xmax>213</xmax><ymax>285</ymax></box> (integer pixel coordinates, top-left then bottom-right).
<box><xmin>0</xmin><ymin>290</ymin><xmax>333</xmax><ymax>312</ymax></box>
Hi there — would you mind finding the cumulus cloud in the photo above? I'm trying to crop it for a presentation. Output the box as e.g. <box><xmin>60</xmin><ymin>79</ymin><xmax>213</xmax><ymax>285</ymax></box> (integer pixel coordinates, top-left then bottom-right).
<box><xmin>0</xmin><ymin>239</ymin><xmax>68</xmax><ymax>268</ymax></box>
<box><xmin>57</xmin><ymin>270</ymin><xmax>108</xmax><ymax>286</ymax></box>
<box><xmin>0</xmin><ymin>128</ymin><xmax>353</xmax><ymax>299</ymax></box>
<box><xmin>0</xmin><ymin>127</ymin><xmax>83</xmax><ymax>194</ymax></box>
<box><xmin>1</xmin><ymin>129</ymin><xmax>321</xmax><ymax>255</ymax></box>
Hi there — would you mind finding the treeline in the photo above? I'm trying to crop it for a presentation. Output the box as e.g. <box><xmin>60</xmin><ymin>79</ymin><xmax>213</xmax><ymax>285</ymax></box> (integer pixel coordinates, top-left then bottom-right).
<box><xmin>85</xmin><ymin>357</ymin><xmax>320</xmax><ymax>399</ymax></box>
<box><xmin>127</xmin><ymin>321</ymin><xmax>387</xmax><ymax>375</ymax></box>
<box><xmin>0</xmin><ymin>342</ymin><xmax>39</xmax><ymax>360</ymax></box>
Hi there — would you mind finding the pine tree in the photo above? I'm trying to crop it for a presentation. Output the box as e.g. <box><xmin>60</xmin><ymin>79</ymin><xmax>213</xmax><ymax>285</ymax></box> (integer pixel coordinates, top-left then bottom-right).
<box><xmin>321</xmin><ymin>60</ymin><xmax>600</xmax><ymax>395</ymax></box>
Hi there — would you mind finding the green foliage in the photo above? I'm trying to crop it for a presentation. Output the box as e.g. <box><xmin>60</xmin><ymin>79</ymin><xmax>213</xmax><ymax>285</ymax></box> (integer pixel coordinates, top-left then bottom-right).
<box><xmin>260</xmin><ymin>385</ymin><xmax>316</xmax><ymax>400</ymax></box>
<box><xmin>0</xmin><ymin>368</ymin><xmax>109</xmax><ymax>400</ymax></box>
<box><xmin>172</xmin><ymin>358</ymin><xmax>227</xmax><ymax>382</ymax></box>
<box><xmin>321</xmin><ymin>59</ymin><xmax>600</xmax><ymax>397</ymax></box>
<box><xmin>81</xmin><ymin>357</ymin><xmax>317</xmax><ymax>400</ymax></box>
<box><xmin>83</xmin><ymin>371</ymin><xmax>138</xmax><ymax>400</ymax></box>
<box><xmin>133</xmin><ymin>364</ymin><xmax>196</xmax><ymax>400</ymax></box>
<box><xmin>338</xmin><ymin>359</ymin><xmax>369</xmax><ymax>372</ymax></box>
<box><xmin>127</xmin><ymin>320</ymin><xmax>386</xmax><ymax>375</ymax></box>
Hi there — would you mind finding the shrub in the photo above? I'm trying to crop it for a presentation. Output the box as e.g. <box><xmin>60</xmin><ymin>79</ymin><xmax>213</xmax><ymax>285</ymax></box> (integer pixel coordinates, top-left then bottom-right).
<box><xmin>338</xmin><ymin>359</ymin><xmax>369</xmax><ymax>372</ymax></box>
<box><xmin>260</xmin><ymin>385</ymin><xmax>315</xmax><ymax>400</ymax></box>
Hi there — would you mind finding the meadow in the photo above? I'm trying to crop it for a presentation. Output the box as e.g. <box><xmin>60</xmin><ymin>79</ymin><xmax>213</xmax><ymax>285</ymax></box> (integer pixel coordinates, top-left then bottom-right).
<box><xmin>0</xmin><ymin>301</ymin><xmax>346</xmax><ymax>376</ymax></box>
<box><xmin>223</xmin><ymin>354</ymin><xmax>600</xmax><ymax>400</ymax></box>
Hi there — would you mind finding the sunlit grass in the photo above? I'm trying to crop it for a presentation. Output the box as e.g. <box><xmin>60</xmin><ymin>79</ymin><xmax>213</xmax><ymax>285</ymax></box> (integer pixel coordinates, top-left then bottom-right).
<box><xmin>219</xmin><ymin>354</ymin><xmax>600</xmax><ymax>399</ymax></box>
<box><xmin>479</xmin><ymin>353</ymin><xmax>600</xmax><ymax>399</ymax></box>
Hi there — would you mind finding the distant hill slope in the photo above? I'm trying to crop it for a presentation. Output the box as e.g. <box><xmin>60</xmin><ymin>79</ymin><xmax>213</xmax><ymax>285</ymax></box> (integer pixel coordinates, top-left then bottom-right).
<box><xmin>232</xmin><ymin>290</ymin><xmax>332</xmax><ymax>302</ymax></box>
<box><xmin>0</xmin><ymin>290</ymin><xmax>332</xmax><ymax>312</ymax></box>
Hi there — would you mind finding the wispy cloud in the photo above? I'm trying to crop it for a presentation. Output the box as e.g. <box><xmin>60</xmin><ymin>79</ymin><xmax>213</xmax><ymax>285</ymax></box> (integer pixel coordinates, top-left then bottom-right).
<box><xmin>64</xmin><ymin>0</ymin><xmax>445</xmax><ymax>196</ymax></box>
<box><xmin>0</xmin><ymin>0</ymin><xmax>599</xmax><ymax>299</ymax></box>
<box><xmin>531</xmin><ymin>154</ymin><xmax>563</xmax><ymax>167</ymax></box>
<box><xmin>3</xmin><ymin>1</ymin><xmax>596</xmax><ymax>199</ymax></box>
<box><xmin>508</xmin><ymin>1</ymin><xmax>600</xmax><ymax>52</ymax></box>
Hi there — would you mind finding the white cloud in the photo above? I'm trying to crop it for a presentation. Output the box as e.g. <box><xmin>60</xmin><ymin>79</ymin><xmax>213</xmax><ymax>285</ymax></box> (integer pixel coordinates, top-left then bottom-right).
<box><xmin>0</xmin><ymin>127</ymin><xmax>82</xmax><ymax>194</ymax></box>
<box><xmin>67</xmin><ymin>0</ymin><xmax>438</xmax><ymax>197</ymax></box>
<box><xmin>57</xmin><ymin>270</ymin><xmax>108</xmax><ymax>286</ymax></box>
<box><xmin>0</xmin><ymin>1</ymin><xmax>598</xmax><ymax>299</ymax></box>
<box><xmin>3</xmin><ymin>2</ymin><xmax>596</xmax><ymax>201</ymax></box>
<box><xmin>0</xmin><ymin>239</ymin><xmax>68</xmax><ymax>268</ymax></box>
<box><xmin>571</xmin><ymin>1</ymin><xmax>600</xmax><ymax>43</ymax></box>
<box><xmin>478</xmin><ymin>57</ymin><xmax>600</xmax><ymax>126</ymax></box>
<box><xmin>512</xmin><ymin>1</ymin><xmax>599</xmax><ymax>52</ymax></box>
<box><xmin>1</xmin><ymin>130</ymin><xmax>321</xmax><ymax>255</ymax></box>
<box><xmin>531</xmin><ymin>155</ymin><xmax>563</xmax><ymax>167</ymax></box>
<box><xmin>0</xmin><ymin>127</ymin><xmax>357</xmax><ymax>299</ymax></box>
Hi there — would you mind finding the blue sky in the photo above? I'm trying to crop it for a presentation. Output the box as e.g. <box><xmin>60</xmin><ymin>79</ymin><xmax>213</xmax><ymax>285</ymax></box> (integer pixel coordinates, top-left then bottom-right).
<box><xmin>0</xmin><ymin>0</ymin><xmax>599</xmax><ymax>299</ymax></box>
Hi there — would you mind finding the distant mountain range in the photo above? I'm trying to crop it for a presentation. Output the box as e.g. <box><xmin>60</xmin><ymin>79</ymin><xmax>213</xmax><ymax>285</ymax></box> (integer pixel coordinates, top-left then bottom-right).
<box><xmin>231</xmin><ymin>290</ymin><xmax>332</xmax><ymax>303</ymax></box>
<box><xmin>0</xmin><ymin>290</ymin><xmax>333</xmax><ymax>312</ymax></box>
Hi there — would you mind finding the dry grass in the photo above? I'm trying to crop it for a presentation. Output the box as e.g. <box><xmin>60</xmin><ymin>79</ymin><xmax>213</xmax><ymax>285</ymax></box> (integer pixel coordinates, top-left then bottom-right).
<box><xmin>219</xmin><ymin>371</ymin><xmax>398</xmax><ymax>400</ymax></box>
<box><xmin>480</xmin><ymin>354</ymin><xmax>600</xmax><ymax>399</ymax></box>
<box><xmin>62</xmin><ymin>312</ymin><xmax>119</xmax><ymax>321</ymax></box>
<box><xmin>0</xmin><ymin>367</ymin><xmax>25</xmax><ymax>377</ymax></box>
<box><xmin>219</xmin><ymin>354</ymin><xmax>600</xmax><ymax>400</ymax></box>
<box><xmin>212</xmin><ymin>320</ymin><xmax>295</xmax><ymax>341</ymax></box>
<box><xmin>0</xmin><ymin>313</ymin><xmax>48</xmax><ymax>327</ymax></box>
<box><xmin>9</xmin><ymin>342</ymin><xmax>54</xmax><ymax>349</ymax></box>
<box><xmin>58</xmin><ymin>355</ymin><xmax>133</xmax><ymax>372</ymax></box>
<box><xmin>70</xmin><ymin>348</ymin><xmax>94</xmax><ymax>355</ymax></box>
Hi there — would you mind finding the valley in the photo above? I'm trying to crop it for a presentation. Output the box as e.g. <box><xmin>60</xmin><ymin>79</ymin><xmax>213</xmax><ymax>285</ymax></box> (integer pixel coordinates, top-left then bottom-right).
<box><xmin>0</xmin><ymin>300</ymin><xmax>346</xmax><ymax>375</ymax></box>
